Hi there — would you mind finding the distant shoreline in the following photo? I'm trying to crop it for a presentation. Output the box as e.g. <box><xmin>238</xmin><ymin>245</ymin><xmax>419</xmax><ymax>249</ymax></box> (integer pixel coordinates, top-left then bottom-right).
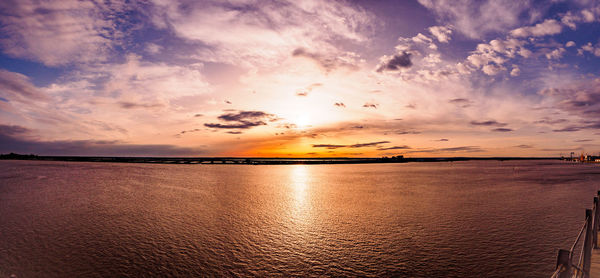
<box><xmin>0</xmin><ymin>153</ymin><xmax>561</xmax><ymax>165</ymax></box>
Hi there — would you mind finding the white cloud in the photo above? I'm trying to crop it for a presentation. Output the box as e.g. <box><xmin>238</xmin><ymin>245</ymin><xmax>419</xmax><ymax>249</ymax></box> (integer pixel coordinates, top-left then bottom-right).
<box><xmin>482</xmin><ymin>64</ymin><xmax>506</xmax><ymax>75</ymax></box>
<box><xmin>561</xmin><ymin>11</ymin><xmax>579</xmax><ymax>29</ymax></box>
<box><xmin>582</xmin><ymin>10</ymin><xmax>595</xmax><ymax>22</ymax></box>
<box><xmin>545</xmin><ymin>48</ymin><xmax>566</xmax><ymax>60</ymax></box>
<box><xmin>412</xmin><ymin>33</ymin><xmax>432</xmax><ymax>44</ymax></box>
<box><xmin>509</xmin><ymin>19</ymin><xmax>562</xmax><ymax>37</ymax></box>
<box><xmin>566</xmin><ymin>41</ymin><xmax>576</xmax><ymax>47</ymax></box>
<box><xmin>463</xmin><ymin>38</ymin><xmax>529</xmax><ymax>75</ymax></box>
<box><xmin>578</xmin><ymin>42</ymin><xmax>600</xmax><ymax>56</ymax></box>
<box><xmin>150</xmin><ymin>0</ymin><xmax>374</xmax><ymax>67</ymax></box>
<box><xmin>510</xmin><ymin>65</ymin><xmax>521</xmax><ymax>77</ymax></box>
<box><xmin>418</xmin><ymin>0</ymin><xmax>538</xmax><ymax>39</ymax></box>
<box><xmin>411</xmin><ymin>33</ymin><xmax>437</xmax><ymax>50</ymax></box>
<box><xmin>145</xmin><ymin>43</ymin><xmax>163</xmax><ymax>54</ymax></box>
<box><xmin>428</xmin><ymin>26</ymin><xmax>453</xmax><ymax>43</ymax></box>
<box><xmin>0</xmin><ymin>0</ymin><xmax>123</xmax><ymax>66</ymax></box>
<box><xmin>0</xmin><ymin>70</ymin><xmax>49</xmax><ymax>103</ymax></box>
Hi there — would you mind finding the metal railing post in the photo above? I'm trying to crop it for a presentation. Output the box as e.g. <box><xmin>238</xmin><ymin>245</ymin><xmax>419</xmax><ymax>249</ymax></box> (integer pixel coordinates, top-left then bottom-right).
<box><xmin>583</xmin><ymin>209</ymin><xmax>593</xmax><ymax>277</ymax></box>
<box><xmin>594</xmin><ymin>197</ymin><xmax>599</xmax><ymax>249</ymax></box>
<box><xmin>555</xmin><ymin>249</ymin><xmax>572</xmax><ymax>278</ymax></box>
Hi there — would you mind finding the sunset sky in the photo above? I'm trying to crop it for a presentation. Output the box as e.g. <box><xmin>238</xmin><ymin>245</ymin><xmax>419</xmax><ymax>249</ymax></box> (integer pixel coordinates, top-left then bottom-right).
<box><xmin>1</xmin><ymin>0</ymin><xmax>600</xmax><ymax>157</ymax></box>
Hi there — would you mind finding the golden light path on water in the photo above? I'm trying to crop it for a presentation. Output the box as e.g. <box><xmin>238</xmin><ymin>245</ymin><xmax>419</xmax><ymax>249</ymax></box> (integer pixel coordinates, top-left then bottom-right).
<box><xmin>289</xmin><ymin>165</ymin><xmax>310</xmax><ymax>225</ymax></box>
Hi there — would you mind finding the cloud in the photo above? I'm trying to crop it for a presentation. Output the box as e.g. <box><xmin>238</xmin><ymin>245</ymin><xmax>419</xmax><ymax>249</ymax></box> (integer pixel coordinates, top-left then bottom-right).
<box><xmin>577</xmin><ymin>42</ymin><xmax>600</xmax><ymax>57</ymax></box>
<box><xmin>0</xmin><ymin>70</ymin><xmax>49</xmax><ymax>103</ymax></box>
<box><xmin>349</xmin><ymin>141</ymin><xmax>390</xmax><ymax>148</ymax></box>
<box><xmin>464</xmin><ymin>38</ymin><xmax>529</xmax><ymax>75</ymax></box>
<box><xmin>145</xmin><ymin>43</ymin><xmax>162</xmax><ymax>54</ymax></box>
<box><xmin>312</xmin><ymin>141</ymin><xmax>390</xmax><ymax>149</ymax></box>
<box><xmin>276</xmin><ymin>123</ymin><xmax>298</xmax><ymax>129</ymax></box>
<box><xmin>204</xmin><ymin>110</ymin><xmax>276</xmax><ymax>130</ymax></box>
<box><xmin>566</xmin><ymin>41</ymin><xmax>576</xmax><ymax>47</ymax></box>
<box><xmin>418</xmin><ymin>0</ymin><xmax>538</xmax><ymax>39</ymax></box>
<box><xmin>295</xmin><ymin>83</ymin><xmax>322</xmax><ymax>96</ymax></box>
<box><xmin>550</xmin><ymin>121</ymin><xmax>600</xmax><ymax>133</ymax></box>
<box><xmin>509</xmin><ymin>19</ymin><xmax>562</xmax><ymax>37</ymax></box>
<box><xmin>151</xmin><ymin>0</ymin><xmax>374</xmax><ymax>66</ymax></box>
<box><xmin>204</xmin><ymin>122</ymin><xmax>264</xmax><ymax>129</ymax></box>
<box><xmin>412</xmin><ymin>33</ymin><xmax>434</xmax><ymax>44</ymax></box>
<box><xmin>376</xmin><ymin>51</ymin><xmax>412</xmax><ymax>72</ymax></box>
<box><xmin>510</xmin><ymin>65</ymin><xmax>521</xmax><ymax>76</ymax></box>
<box><xmin>175</xmin><ymin>128</ymin><xmax>201</xmax><ymax>137</ymax></box>
<box><xmin>534</xmin><ymin>118</ymin><xmax>567</xmax><ymax>124</ymax></box>
<box><xmin>539</xmin><ymin>78</ymin><xmax>600</xmax><ymax>118</ymax></box>
<box><xmin>437</xmin><ymin>146</ymin><xmax>483</xmax><ymax>152</ymax></box>
<box><xmin>470</xmin><ymin>120</ymin><xmax>508</xmax><ymax>127</ymax></box>
<box><xmin>0</xmin><ymin>125</ymin><xmax>204</xmax><ymax>156</ymax></box>
<box><xmin>449</xmin><ymin>98</ymin><xmax>472</xmax><ymax>107</ymax></box>
<box><xmin>0</xmin><ymin>124</ymin><xmax>30</xmax><ymax>136</ymax></box>
<box><xmin>436</xmin><ymin>138</ymin><xmax>449</xmax><ymax>141</ymax></box>
<box><xmin>0</xmin><ymin>0</ymin><xmax>123</xmax><ymax>66</ymax></box>
<box><xmin>482</xmin><ymin>64</ymin><xmax>506</xmax><ymax>75</ymax></box>
<box><xmin>334</xmin><ymin>102</ymin><xmax>346</xmax><ymax>108</ymax></box>
<box><xmin>545</xmin><ymin>48</ymin><xmax>566</xmax><ymax>60</ymax></box>
<box><xmin>561</xmin><ymin>11</ymin><xmax>579</xmax><ymax>29</ymax></box>
<box><xmin>118</xmin><ymin>101</ymin><xmax>164</xmax><ymax>109</ymax></box>
<box><xmin>363</xmin><ymin>102</ymin><xmax>378</xmax><ymax>109</ymax></box>
<box><xmin>395</xmin><ymin>130</ymin><xmax>421</xmax><ymax>135</ymax></box>
<box><xmin>574</xmin><ymin>139</ymin><xmax>593</xmax><ymax>142</ymax></box>
<box><xmin>492</xmin><ymin>128</ymin><xmax>513</xmax><ymax>132</ymax></box>
<box><xmin>194</xmin><ymin>114</ymin><xmax>204</xmax><ymax>117</ymax></box>
<box><xmin>428</xmin><ymin>26</ymin><xmax>452</xmax><ymax>43</ymax></box>
<box><xmin>582</xmin><ymin>10</ymin><xmax>595</xmax><ymax>22</ymax></box>
<box><xmin>377</xmin><ymin>145</ymin><xmax>411</xmax><ymax>150</ymax></box>
<box><xmin>292</xmin><ymin>48</ymin><xmax>361</xmax><ymax>71</ymax></box>
<box><xmin>514</xmin><ymin>144</ymin><xmax>533</xmax><ymax>148</ymax></box>
<box><xmin>553</xmin><ymin>126</ymin><xmax>582</xmax><ymax>132</ymax></box>
<box><xmin>312</xmin><ymin>144</ymin><xmax>347</xmax><ymax>149</ymax></box>
<box><xmin>406</xmin><ymin>145</ymin><xmax>484</xmax><ymax>154</ymax></box>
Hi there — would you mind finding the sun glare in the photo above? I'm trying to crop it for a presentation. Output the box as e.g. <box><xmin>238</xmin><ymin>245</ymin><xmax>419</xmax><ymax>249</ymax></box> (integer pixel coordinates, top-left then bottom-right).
<box><xmin>295</xmin><ymin>115</ymin><xmax>311</xmax><ymax>129</ymax></box>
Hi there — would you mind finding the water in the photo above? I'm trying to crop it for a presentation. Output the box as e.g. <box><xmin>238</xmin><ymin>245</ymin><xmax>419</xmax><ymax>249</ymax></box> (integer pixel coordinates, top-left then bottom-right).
<box><xmin>1</xmin><ymin>160</ymin><xmax>599</xmax><ymax>277</ymax></box>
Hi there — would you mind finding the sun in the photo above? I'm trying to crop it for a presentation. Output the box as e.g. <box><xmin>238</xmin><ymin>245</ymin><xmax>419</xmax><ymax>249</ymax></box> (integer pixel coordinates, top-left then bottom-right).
<box><xmin>295</xmin><ymin>115</ymin><xmax>311</xmax><ymax>129</ymax></box>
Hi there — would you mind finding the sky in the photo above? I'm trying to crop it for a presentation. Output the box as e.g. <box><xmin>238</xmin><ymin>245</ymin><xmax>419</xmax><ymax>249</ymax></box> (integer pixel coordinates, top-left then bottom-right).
<box><xmin>1</xmin><ymin>0</ymin><xmax>600</xmax><ymax>157</ymax></box>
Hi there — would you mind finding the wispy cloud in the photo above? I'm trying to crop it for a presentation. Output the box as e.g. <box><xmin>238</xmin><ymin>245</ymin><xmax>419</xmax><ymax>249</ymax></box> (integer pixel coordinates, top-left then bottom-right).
<box><xmin>470</xmin><ymin>120</ymin><xmax>508</xmax><ymax>127</ymax></box>
<box><xmin>312</xmin><ymin>141</ymin><xmax>390</xmax><ymax>149</ymax></box>
<box><xmin>514</xmin><ymin>144</ymin><xmax>533</xmax><ymax>148</ymax></box>
<box><xmin>448</xmin><ymin>98</ymin><xmax>472</xmax><ymax>108</ymax></box>
<box><xmin>292</xmin><ymin>48</ymin><xmax>360</xmax><ymax>71</ymax></box>
<box><xmin>0</xmin><ymin>0</ymin><xmax>124</xmax><ymax>66</ymax></box>
<box><xmin>378</xmin><ymin>145</ymin><xmax>411</xmax><ymax>150</ymax></box>
<box><xmin>0</xmin><ymin>124</ymin><xmax>205</xmax><ymax>156</ymax></box>
<box><xmin>118</xmin><ymin>101</ymin><xmax>164</xmax><ymax>109</ymax></box>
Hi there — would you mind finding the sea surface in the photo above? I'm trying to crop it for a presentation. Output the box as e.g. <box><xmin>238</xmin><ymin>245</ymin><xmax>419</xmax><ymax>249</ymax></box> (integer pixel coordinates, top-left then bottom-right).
<box><xmin>1</xmin><ymin>160</ymin><xmax>599</xmax><ymax>277</ymax></box>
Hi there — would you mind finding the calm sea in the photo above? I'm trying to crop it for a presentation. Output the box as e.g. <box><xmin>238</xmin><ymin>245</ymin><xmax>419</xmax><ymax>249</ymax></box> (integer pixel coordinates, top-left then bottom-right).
<box><xmin>1</xmin><ymin>160</ymin><xmax>599</xmax><ymax>277</ymax></box>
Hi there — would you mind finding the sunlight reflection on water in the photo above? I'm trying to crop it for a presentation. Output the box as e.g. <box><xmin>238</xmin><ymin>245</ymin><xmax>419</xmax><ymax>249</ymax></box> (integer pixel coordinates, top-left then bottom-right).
<box><xmin>290</xmin><ymin>165</ymin><xmax>309</xmax><ymax>215</ymax></box>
